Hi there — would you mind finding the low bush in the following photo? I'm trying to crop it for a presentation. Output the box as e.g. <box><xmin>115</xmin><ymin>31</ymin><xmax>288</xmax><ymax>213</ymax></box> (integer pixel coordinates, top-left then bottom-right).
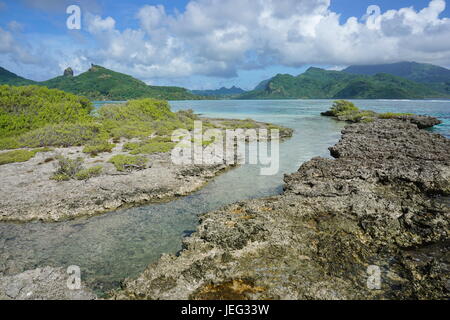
<box><xmin>0</xmin><ymin>122</ymin><xmax>108</xmax><ymax>150</ymax></box>
<box><xmin>108</xmin><ymin>154</ymin><xmax>148</xmax><ymax>172</ymax></box>
<box><xmin>0</xmin><ymin>85</ymin><xmax>92</xmax><ymax>138</ymax></box>
<box><xmin>82</xmin><ymin>141</ymin><xmax>115</xmax><ymax>156</ymax></box>
<box><xmin>123</xmin><ymin>136</ymin><xmax>175</xmax><ymax>155</ymax></box>
<box><xmin>50</xmin><ymin>156</ymin><xmax>84</xmax><ymax>181</ymax></box>
<box><xmin>329</xmin><ymin>100</ymin><xmax>359</xmax><ymax>116</ymax></box>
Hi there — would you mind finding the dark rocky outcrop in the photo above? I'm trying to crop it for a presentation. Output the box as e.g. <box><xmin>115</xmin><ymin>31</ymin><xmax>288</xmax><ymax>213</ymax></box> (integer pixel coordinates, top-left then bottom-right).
<box><xmin>111</xmin><ymin>119</ymin><xmax>449</xmax><ymax>300</ymax></box>
<box><xmin>63</xmin><ymin>67</ymin><xmax>74</xmax><ymax>77</ymax></box>
<box><xmin>392</xmin><ymin>114</ymin><xmax>442</xmax><ymax>129</ymax></box>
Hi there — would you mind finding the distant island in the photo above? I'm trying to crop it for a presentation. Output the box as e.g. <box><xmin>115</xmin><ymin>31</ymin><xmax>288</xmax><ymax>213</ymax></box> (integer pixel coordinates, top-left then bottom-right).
<box><xmin>1</xmin><ymin>61</ymin><xmax>450</xmax><ymax>100</ymax></box>
<box><xmin>239</xmin><ymin>62</ymin><xmax>450</xmax><ymax>100</ymax></box>
<box><xmin>191</xmin><ymin>86</ymin><xmax>246</xmax><ymax>98</ymax></box>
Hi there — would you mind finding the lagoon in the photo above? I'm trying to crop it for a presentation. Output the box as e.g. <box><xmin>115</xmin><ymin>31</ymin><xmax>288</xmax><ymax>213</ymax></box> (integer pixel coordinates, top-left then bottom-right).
<box><xmin>1</xmin><ymin>99</ymin><xmax>449</xmax><ymax>295</ymax></box>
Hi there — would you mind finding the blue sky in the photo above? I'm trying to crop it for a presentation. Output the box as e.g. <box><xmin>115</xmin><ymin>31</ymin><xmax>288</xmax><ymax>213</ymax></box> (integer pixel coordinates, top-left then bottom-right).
<box><xmin>1</xmin><ymin>0</ymin><xmax>450</xmax><ymax>90</ymax></box>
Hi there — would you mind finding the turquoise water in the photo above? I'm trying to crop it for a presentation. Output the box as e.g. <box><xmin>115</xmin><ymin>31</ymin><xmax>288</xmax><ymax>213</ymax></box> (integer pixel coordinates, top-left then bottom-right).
<box><xmin>0</xmin><ymin>100</ymin><xmax>449</xmax><ymax>295</ymax></box>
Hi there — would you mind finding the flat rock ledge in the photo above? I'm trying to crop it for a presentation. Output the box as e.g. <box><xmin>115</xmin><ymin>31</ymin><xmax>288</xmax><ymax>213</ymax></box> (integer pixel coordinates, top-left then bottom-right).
<box><xmin>0</xmin><ymin>267</ymin><xmax>96</xmax><ymax>300</ymax></box>
<box><xmin>0</xmin><ymin>149</ymin><xmax>231</xmax><ymax>223</ymax></box>
<box><xmin>111</xmin><ymin>119</ymin><xmax>450</xmax><ymax>300</ymax></box>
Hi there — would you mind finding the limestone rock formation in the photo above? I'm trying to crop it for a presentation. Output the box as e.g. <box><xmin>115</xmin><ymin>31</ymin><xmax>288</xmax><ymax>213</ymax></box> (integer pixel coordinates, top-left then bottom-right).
<box><xmin>111</xmin><ymin>119</ymin><xmax>449</xmax><ymax>300</ymax></box>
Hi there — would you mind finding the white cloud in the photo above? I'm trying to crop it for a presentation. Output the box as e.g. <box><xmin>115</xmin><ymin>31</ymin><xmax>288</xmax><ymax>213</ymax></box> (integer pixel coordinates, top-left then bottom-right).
<box><xmin>78</xmin><ymin>0</ymin><xmax>450</xmax><ymax>82</ymax></box>
<box><xmin>0</xmin><ymin>27</ymin><xmax>40</xmax><ymax>65</ymax></box>
<box><xmin>3</xmin><ymin>0</ymin><xmax>450</xmax><ymax>85</ymax></box>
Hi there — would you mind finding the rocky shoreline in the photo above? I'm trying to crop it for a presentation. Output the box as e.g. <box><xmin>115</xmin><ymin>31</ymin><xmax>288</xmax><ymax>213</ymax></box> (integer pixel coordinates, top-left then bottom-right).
<box><xmin>111</xmin><ymin>119</ymin><xmax>449</xmax><ymax>300</ymax></box>
<box><xmin>0</xmin><ymin>119</ymin><xmax>291</xmax><ymax>223</ymax></box>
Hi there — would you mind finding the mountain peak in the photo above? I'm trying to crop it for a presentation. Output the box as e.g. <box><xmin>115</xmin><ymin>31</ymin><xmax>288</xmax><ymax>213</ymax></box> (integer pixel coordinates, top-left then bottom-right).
<box><xmin>305</xmin><ymin>67</ymin><xmax>326</xmax><ymax>73</ymax></box>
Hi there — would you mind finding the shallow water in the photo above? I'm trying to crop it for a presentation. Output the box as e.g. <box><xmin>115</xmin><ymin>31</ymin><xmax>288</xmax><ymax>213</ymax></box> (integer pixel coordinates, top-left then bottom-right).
<box><xmin>1</xmin><ymin>99</ymin><xmax>449</xmax><ymax>295</ymax></box>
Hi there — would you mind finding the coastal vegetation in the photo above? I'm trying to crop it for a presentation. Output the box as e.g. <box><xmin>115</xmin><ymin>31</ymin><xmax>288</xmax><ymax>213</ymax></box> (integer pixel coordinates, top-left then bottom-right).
<box><xmin>0</xmin><ymin>86</ymin><xmax>194</xmax><ymax>153</ymax></box>
<box><xmin>322</xmin><ymin>100</ymin><xmax>418</xmax><ymax>123</ymax></box>
<box><xmin>0</xmin><ymin>85</ymin><xmax>92</xmax><ymax>138</ymax></box>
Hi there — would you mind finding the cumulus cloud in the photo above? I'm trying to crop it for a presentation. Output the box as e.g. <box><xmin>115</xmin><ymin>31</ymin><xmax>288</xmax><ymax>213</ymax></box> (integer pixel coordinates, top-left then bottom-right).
<box><xmin>3</xmin><ymin>0</ymin><xmax>450</xmax><ymax>85</ymax></box>
<box><xmin>0</xmin><ymin>27</ymin><xmax>40</xmax><ymax>65</ymax></box>
<box><xmin>79</xmin><ymin>0</ymin><xmax>450</xmax><ymax>83</ymax></box>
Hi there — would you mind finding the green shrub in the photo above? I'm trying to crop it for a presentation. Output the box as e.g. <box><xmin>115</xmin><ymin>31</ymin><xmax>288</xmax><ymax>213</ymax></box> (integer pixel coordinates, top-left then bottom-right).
<box><xmin>0</xmin><ymin>122</ymin><xmax>108</xmax><ymax>150</ymax></box>
<box><xmin>98</xmin><ymin>99</ymin><xmax>175</xmax><ymax>122</ymax></box>
<box><xmin>99</xmin><ymin>99</ymin><xmax>192</xmax><ymax>139</ymax></box>
<box><xmin>75</xmin><ymin>165</ymin><xmax>103</xmax><ymax>180</ymax></box>
<box><xmin>51</xmin><ymin>156</ymin><xmax>84</xmax><ymax>181</ymax></box>
<box><xmin>83</xmin><ymin>141</ymin><xmax>115</xmax><ymax>156</ymax></box>
<box><xmin>108</xmin><ymin>154</ymin><xmax>148</xmax><ymax>172</ymax></box>
<box><xmin>123</xmin><ymin>136</ymin><xmax>175</xmax><ymax>155</ymax></box>
<box><xmin>0</xmin><ymin>148</ymin><xmax>52</xmax><ymax>165</ymax></box>
<box><xmin>329</xmin><ymin>100</ymin><xmax>359</xmax><ymax>116</ymax></box>
<box><xmin>0</xmin><ymin>85</ymin><xmax>92</xmax><ymax>138</ymax></box>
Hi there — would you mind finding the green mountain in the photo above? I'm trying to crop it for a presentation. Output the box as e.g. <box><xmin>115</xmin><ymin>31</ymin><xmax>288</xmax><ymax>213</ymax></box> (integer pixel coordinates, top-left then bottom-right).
<box><xmin>239</xmin><ymin>67</ymin><xmax>448</xmax><ymax>99</ymax></box>
<box><xmin>41</xmin><ymin>65</ymin><xmax>201</xmax><ymax>100</ymax></box>
<box><xmin>343</xmin><ymin>62</ymin><xmax>450</xmax><ymax>94</ymax></box>
<box><xmin>191</xmin><ymin>86</ymin><xmax>246</xmax><ymax>97</ymax></box>
<box><xmin>0</xmin><ymin>65</ymin><xmax>202</xmax><ymax>101</ymax></box>
<box><xmin>0</xmin><ymin>67</ymin><xmax>35</xmax><ymax>86</ymax></box>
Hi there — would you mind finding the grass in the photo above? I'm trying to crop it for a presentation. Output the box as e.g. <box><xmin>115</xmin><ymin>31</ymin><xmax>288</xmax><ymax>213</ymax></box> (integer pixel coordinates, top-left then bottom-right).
<box><xmin>74</xmin><ymin>166</ymin><xmax>103</xmax><ymax>180</ymax></box>
<box><xmin>108</xmin><ymin>154</ymin><xmax>148</xmax><ymax>172</ymax></box>
<box><xmin>378</xmin><ymin>112</ymin><xmax>415</xmax><ymax>119</ymax></box>
<box><xmin>0</xmin><ymin>148</ymin><xmax>53</xmax><ymax>165</ymax></box>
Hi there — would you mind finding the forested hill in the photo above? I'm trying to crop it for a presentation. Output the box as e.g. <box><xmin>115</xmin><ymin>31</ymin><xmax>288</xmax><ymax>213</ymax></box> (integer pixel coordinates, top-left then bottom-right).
<box><xmin>0</xmin><ymin>65</ymin><xmax>203</xmax><ymax>101</ymax></box>
<box><xmin>343</xmin><ymin>62</ymin><xmax>450</xmax><ymax>94</ymax></box>
<box><xmin>239</xmin><ymin>67</ymin><xmax>449</xmax><ymax>99</ymax></box>
<box><xmin>0</xmin><ymin>67</ymin><xmax>35</xmax><ymax>86</ymax></box>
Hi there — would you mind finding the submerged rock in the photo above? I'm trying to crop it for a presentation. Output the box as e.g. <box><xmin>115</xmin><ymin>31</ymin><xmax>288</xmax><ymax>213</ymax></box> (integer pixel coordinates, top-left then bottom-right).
<box><xmin>111</xmin><ymin>119</ymin><xmax>449</xmax><ymax>300</ymax></box>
